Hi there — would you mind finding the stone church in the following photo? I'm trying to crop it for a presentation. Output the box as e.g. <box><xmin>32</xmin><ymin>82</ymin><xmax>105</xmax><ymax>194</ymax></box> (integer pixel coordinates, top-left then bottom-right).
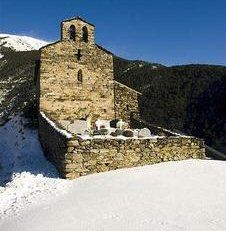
<box><xmin>39</xmin><ymin>16</ymin><xmax>141</xmax><ymax>125</ymax></box>
<box><xmin>38</xmin><ymin>17</ymin><xmax>205</xmax><ymax>179</ymax></box>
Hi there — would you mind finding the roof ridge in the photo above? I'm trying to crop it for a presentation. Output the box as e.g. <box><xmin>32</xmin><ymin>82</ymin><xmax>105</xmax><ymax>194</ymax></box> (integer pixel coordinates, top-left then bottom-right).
<box><xmin>62</xmin><ymin>16</ymin><xmax>95</xmax><ymax>27</ymax></box>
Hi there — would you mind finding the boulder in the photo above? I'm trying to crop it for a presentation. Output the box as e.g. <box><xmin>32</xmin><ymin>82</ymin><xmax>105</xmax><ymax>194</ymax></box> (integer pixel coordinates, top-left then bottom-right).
<box><xmin>123</xmin><ymin>130</ymin><xmax>134</xmax><ymax>137</ymax></box>
<box><xmin>110</xmin><ymin>129</ymin><xmax>123</xmax><ymax>137</ymax></box>
<box><xmin>99</xmin><ymin>128</ymin><xmax>109</xmax><ymax>135</ymax></box>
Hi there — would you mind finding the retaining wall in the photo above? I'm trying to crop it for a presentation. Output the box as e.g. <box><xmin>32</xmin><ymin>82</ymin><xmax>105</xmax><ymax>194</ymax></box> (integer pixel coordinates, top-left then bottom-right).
<box><xmin>39</xmin><ymin>113</ymin><xmax>205</xmax><ymax>179</ymax></box>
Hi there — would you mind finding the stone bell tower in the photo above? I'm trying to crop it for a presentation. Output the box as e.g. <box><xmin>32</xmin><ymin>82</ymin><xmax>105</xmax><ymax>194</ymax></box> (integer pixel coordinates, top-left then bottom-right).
<box><xmin>39</xmin><ymin>16</ymin><xmax>115</xmax><ymax>123</ymax></box>
<box><xmin>61</xmin><ymin>16</ymin><xmax>95</xmax><ymax>45</ymax></box>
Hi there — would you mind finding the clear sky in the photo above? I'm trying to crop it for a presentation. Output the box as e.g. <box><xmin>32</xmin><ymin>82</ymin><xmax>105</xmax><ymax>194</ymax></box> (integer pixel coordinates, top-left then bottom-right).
<box><xmin>1</xmin><ymin>0</ymin><xmax>226</xmax><ymax>66</ymax></box>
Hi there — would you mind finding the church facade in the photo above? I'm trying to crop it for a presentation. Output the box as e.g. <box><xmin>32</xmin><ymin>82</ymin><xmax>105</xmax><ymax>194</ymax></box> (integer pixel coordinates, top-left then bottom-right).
<box><xmin>39</xmin><ymin>16</ymin><xmax>140</xmax><ymax>124</ymax></box>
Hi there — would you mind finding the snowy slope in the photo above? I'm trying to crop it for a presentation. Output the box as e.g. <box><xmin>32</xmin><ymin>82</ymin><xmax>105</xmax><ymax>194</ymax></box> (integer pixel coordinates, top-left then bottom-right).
<box><xmin>0</xmin><ymin>34</ymin><xmax>48</xmax><ymax>51</ymax></box>
<box><xmin>1</xmin><ymin>117</ymin><xmax>226</xmax><ymax>230</ymax></box>
<box><xmin>1</xmin><ymin>158</ymin><xmax>226</xmax><ymax>229</ymax></box>
<box><xmin>0</xmin><ymin>117</ymin><xmax>71</xmax><ymax>219</ymax></box>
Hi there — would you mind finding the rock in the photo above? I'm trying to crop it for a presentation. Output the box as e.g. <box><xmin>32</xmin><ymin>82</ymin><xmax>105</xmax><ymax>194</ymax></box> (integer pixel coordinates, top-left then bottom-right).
<box><xmin>93</xmin><ymin>128</ymin><xmax>109</xmax><ymax>136</ymax></box>
<box><xmin>67</xmin><ymin>140</ymin><xmax>80</xmax><ymax>146</ymax></box>
<box><xmin>110</xmin><ymin>132</ymin><xmax>117</xmax><ymax>137</ymax></box>
<box><xmin>115</xmin><ymin>129</ymin><xmax>124</xmax><ymax>136</ymax></box>
<box><xmin>110</xmin><ymin>119</ymin><xmax>118</xmax><ymax>128</ymax></box>
<box><xmin>123</xmin><ymin>130</ymin><xmax>134</xmax><ymax>137</ymax></box>
<box><xmin>93</xmin><ymin>130</ymin><xmax>101</xmax><ymax>136</ymax></box>
<box><xmin>99</xmin><ymin>128</ymin><xmax>109</xmax><ymax>135</ymax></box>
<box><xmin>110</xmin><ymin>128</ymin><xmax>124</xmax><ymax>137</ymax></box>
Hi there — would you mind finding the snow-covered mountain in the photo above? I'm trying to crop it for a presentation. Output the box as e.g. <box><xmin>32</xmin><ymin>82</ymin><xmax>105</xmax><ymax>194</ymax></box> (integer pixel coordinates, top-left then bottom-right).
<box><xmin>0</xmin><ymin>34</ymin><xmax>48</xmax><ymax>51</ymax></box>
<box><xmin>0</xmin><ymin>34</ymin><xmax>47</xmax><ymax>125</ymax></box>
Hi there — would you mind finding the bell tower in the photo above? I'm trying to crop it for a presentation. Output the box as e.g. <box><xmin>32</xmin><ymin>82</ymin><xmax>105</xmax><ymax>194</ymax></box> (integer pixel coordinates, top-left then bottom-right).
<box><xmin>61</xmin><ymin>16</ymin><xmax>95</xmax><ymax>45</ymax></box>
<box><xmin>40</xmin><ymin>16</ymin><xmax>115</xmax><ymax>122</ymax></box>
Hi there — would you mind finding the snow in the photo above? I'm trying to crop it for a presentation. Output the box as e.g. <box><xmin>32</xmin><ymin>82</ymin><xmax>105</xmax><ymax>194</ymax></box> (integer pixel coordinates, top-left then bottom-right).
<box><xmin>0</xmin><ymin>34</ymin><xmax>48</xmax><ymax>51</ymax></box>
<box><xmin>1</xmin><ymin>157</ymin><xmax>226</xmax><ymax>230</ymax></box>
<box><xmin>0</xmin><ymin>116</ymin><xmax>71</xmax><ymax>219</ymax></box>
<box><xmin>77</xmin><ymin>134</ymin><xmax>161</xmax><ymax>140</ymax></box>
<box><xmin>40</xmin><ymin>111</ymin><xmax>73</xmax><ymax>138</ymax></box>
<box><xmin>1</xmin><ymin>117</ymin><xmax>226</xmax><ymax>230</ymax></box>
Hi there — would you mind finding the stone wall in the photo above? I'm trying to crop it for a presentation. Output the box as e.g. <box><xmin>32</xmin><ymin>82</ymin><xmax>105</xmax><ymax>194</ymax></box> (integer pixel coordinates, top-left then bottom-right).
<box><xmin>114</xmin><ymin>81</ymin><xmax>141</xmax><ymax>123</ymax></box>
<box><xmin>39</xmin><ymin>113</ymin><xmax>206</xmax><ymax>179</ymax></box>
<box><xmin>39</xmin><ymin>18</ymin><xmax>115</xmax><ymax>122</ymax></box>
<box><xmin>39</xmin><ymin>113</ymin><xmax>68</xmax><ymax>171</ymax></box>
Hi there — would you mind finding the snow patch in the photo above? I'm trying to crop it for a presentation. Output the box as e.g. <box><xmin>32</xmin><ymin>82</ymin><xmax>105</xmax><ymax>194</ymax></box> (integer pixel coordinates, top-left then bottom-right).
<box><xmin>0</xmin><ymin>34</ymin><xmax>48</xmax><ymax>51</ymax></box>
<box><xmin>40</xmin><ymin>112</ymin><xmax>73</xmax><ymax>138</ymax></box>
<box><xmin>77</xmin><ymin>134</ymin><xmax>161</xmax><ymax>140</ymax></box>
<box><xmin>0</xmin><ymin>116</ymin><xmax>71</xmax><ymax>220</ymax></box>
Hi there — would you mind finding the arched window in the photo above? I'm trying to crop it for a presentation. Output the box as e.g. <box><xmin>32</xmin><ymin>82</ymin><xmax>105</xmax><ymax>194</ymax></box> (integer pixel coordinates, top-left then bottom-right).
<box><xmin>77</xmin><ymin>70</ymin><xmax>83</xmax><ymax>83</ymax></box>
<box><xmin>69</xmin><ymin>25</ymin><xmax>76</xmax><ymax>41</ymax></box>
<box><xmin>82</xmin><ymin>26</ymin><xmax>88</xmax><ymax>43</ymax></box>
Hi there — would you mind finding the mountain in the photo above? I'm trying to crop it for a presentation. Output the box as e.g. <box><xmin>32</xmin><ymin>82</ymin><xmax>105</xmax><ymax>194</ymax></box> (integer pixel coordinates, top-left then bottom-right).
<box><xmin>114</xmin><ymin>57</ymin><xmax>226</xmax><ymax>153</ymax></box>
<box><xmin>0</xmin><ymin>34</ymin><xmax>48</xmax><ymax>53</ymax></box>
<box><xmin>0</xmin><ymin>34</ymin><xmax>43</xmax><ymax>125</ymax></box>
<box><xmin>0</xmin><ymin>34</ymin><xmax>225</xmax><ymax>153</ymax></box>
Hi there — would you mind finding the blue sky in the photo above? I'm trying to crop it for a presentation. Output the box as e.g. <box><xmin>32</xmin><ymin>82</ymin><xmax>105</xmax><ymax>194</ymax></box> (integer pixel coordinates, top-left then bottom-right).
<box><xmin>1</xmin><ymin>0</ymin><xmax>226</xmax><ymax>66</ymax></box>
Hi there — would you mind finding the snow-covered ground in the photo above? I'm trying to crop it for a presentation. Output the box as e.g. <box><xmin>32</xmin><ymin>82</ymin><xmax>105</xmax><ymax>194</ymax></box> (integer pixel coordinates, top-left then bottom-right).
<box><xmin>1</xmin><ymin>159</ymin><xmax>226</xmax><ymax>231</ymax></box>
<box><xmin>1</xmin><ymin>117</ymin><xmax>226</xmax><ymax>230</ymax></box>
<box><xmin>0</xmin><ymin>117</ymin><xmax>71</xmax><ymax>219</ymax></box>
<box><xmin>0</xmin><ymin>34</ymin><xmax>48</xmax><ymax>51</ymax></box>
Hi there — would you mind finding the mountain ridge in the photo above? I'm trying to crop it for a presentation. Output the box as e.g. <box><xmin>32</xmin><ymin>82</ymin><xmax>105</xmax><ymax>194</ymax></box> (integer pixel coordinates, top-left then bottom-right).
<box><xmin>0</xmin><ymin>34</ymin><xmax>48</xmax><ymax>53</ymax></box>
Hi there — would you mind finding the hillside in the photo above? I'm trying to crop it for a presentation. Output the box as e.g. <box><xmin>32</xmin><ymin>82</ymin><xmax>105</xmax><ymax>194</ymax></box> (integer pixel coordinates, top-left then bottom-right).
<box><xmin>0</xmin><ymin>35</ymin><xmax>225</xmax><ymax>153</ymax></box>
<box><xmin>114</xmin><ymin>57</ymin><xmax>226</xmax><ymax>153</ymax></box>
<box><xmin>0</xmin><ymin>34</ymin><xmax>43</xmax><ymax>125</ymax></box>
<box><xmin>0</xmin><ymin>49</ymin><xmax>39</xmax><ymax>125</ymax></box>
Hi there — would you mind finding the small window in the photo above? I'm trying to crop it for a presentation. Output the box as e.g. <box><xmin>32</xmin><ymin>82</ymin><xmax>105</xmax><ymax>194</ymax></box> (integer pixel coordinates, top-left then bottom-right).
<box><xmin>69</xmin><ymin>25</ymin><xmax>76</xmax><ymax>41</ymax></box>
<box><xmin>82</xmin><ymin>26</ymin><xmax>88</xmax><ymax>43</ymax></box>
<box><xmin>78</xmin><ymin>70</ymin><xmax>83</xmax><ymax>83</ymax></box>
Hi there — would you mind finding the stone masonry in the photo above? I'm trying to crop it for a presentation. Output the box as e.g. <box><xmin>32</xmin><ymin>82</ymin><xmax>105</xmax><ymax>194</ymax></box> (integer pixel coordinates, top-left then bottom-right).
<box><xmin>114</xmin><ymin>81</ymin><xmax>141</xmax><ymax>123</ymax></box>
<box><xmin>39</xmin><ymin>113</ymin><xmax>205</xmax><ymax>179</ymax></box>
<box><xmin>38</xmin><ymin>17</ymin><xmax>205</xmax><ymax>179</ymax></box>
<box><xmin>39</xmin><ymin>16</ymin><xmax>139</xmax><ymax>123</ymax></box>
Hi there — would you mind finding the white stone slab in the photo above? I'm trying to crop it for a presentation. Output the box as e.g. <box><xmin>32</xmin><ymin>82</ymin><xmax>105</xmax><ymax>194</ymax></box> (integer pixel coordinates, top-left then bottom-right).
<box><xmin>67</xmin><ymin>120</ymin><xmax>88</xmax><ymax>134</ymax></box>
<box><xmin>139</xmin><ymin>128</ymin><xmax>151</xmax><ymax>137</ymax></box>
